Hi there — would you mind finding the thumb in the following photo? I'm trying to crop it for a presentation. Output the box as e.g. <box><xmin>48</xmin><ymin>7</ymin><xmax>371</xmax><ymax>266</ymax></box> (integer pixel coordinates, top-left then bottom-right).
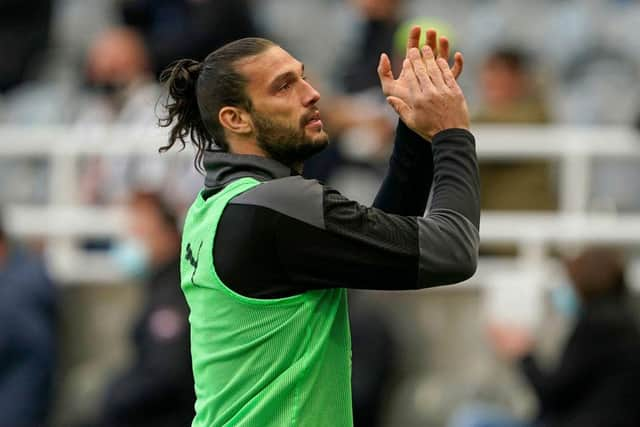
<box><xmin>452</xmin><ymin>52</ymin><xmax>464</xmax><ymax>80</ymax></box>
<box><xmin>377</xmin><ymin>53</ymin><xmax>394</xmax><ymax>81</ymax></box>
<box><xmin>386</xmin><ymin>96</ymin><xmax>410</xmax><ymax>117</ymax></box>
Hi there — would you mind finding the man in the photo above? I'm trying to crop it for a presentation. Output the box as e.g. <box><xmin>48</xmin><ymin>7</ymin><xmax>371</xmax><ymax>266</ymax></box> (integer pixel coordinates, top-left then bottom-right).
<box><xmin>81</xmin><ymin>192</ymin><xmax>194</xmax><ymax>427</ymax></box>
<box><xmin>159</xmin><ymin>27</ymin><xmax>479</xmax><ymax>426</ymax></box>
<box><xmin>477</xmin><ymin>248</ymin><xmax>640</xmax><ymax>427</ymax></box>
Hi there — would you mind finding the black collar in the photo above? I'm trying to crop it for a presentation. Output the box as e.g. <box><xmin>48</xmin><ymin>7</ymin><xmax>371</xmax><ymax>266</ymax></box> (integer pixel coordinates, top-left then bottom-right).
<box><xmin>203</xmin><ymin>150</ymin><xmax>296</xmax><ymax>193</ymax></box>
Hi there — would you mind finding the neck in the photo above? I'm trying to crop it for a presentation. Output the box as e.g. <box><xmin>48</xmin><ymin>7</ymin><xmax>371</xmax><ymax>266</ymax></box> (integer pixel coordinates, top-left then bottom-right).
<box><xmin>228</xmin><ymin>137</ymin><xmax>267</xmax><ymax>157</ymax></box>
<box><xmin>228</xmin><ymin>138</ymin><xmax>303</xmax><ymax>174</ymax></box>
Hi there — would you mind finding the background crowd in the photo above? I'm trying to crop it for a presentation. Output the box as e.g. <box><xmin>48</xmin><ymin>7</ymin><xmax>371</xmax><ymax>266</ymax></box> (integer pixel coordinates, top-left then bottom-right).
<box><xmin>2</xmin><ymin>0</ymin><xmax>640</xmax><ymax>426</ymax></box>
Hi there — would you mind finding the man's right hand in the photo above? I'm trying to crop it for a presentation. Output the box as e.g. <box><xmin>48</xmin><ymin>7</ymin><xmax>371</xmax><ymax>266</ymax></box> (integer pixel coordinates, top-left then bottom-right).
<box><xmin>385</xmin><ymin>46</ymin><xmax>470</xmax><ymax>141</ymax></box>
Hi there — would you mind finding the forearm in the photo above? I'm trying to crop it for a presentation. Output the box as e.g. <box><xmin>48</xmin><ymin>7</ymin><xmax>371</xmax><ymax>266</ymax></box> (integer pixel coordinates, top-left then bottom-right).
<box><xmin>428</xmin><ymin>129</ymin><xmax>480</xmax><ymax>227</ymax></box>
<box><xmin>373</xmin><ymin>120</ymin><xmax>433</xmax><ymax>215</ymax></box>
<box><xmin>413</xmin><ymin>128</ymin><xmax>480</xmax><ymax>286</ymax></box>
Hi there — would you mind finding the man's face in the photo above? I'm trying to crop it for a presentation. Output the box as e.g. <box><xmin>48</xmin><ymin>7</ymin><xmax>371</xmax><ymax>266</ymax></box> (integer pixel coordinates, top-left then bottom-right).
<box><xmin>480</xmin><ymin>59</ymin><xmax>526</xmax><ymax>107</ymax></box>
<box><xmin>236</xmin><ymin>46</ymin><xmax>329</xmax><ymax>167</ymax></box>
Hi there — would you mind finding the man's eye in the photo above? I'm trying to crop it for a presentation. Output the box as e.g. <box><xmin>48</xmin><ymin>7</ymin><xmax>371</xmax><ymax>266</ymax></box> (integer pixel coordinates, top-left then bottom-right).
<box><xmin>280</xmin><ymin>82</ymin><xmax>291</xmax><ymax>91</ymax></box>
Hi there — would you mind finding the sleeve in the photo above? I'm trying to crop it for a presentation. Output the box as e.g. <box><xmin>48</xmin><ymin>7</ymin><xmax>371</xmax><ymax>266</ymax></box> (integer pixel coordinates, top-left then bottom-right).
<box><xmin>215</xmin><ymin>128</ymin><xmax>480</xmax><ymax>295</ymax></box>
<box><xmin>372</xmin><ymin>120</ymin><xmax>434</xmax><ymax>216</ymax></box>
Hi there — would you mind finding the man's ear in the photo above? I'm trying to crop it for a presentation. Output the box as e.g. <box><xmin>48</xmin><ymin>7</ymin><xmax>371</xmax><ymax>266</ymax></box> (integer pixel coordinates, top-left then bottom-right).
<box><xmin>218</xmin><ymin>106</ymin><xmax>253</xmax><ymax>136</ymax></box>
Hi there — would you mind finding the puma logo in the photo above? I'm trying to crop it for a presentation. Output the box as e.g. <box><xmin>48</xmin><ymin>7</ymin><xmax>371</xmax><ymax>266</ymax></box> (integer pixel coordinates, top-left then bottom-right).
<box><xmin>185</xmin><ymin>241</ymin><xmax>203</xmax><ymax>285</ymax></box>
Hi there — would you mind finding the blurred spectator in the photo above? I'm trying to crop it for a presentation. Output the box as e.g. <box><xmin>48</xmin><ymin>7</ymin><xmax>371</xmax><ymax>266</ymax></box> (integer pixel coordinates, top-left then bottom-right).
<box><xmin>474</xmin><ymin>48</ymin><xmax>556</xmax><ymax>211</ymax></box>
<box><xmin>349</xmin><ymin>292</ymin><xmax>396</xmax><ymax>427</ymax></box>
<box><xmin>452</xmin><ymin>247</ymin><xmax>640</xmax><ymax>427</ymax></box>
<box><xmin>305</xmin><ymin>0</ymin><xmax>402</xmax><ymax>196</ymax></box>
<box><xmin>0</xmin><ymin>0</ymin><xmax>52</xmax><ymax>93</ymax></box>
<box><xmin>79</xmin><ymin>192</ymin><xmax>193</xmax><ymax>427</ymax></box>
<box><xmin>475</xmin><ymin>48</ymin><xmax>549</xmax><ymax>124</ymax></box>
<box><xmin>341</xmin><ymin>0</ymin><xmax>403</xmax><ymax>94</ymax></box>
<box><xmin>0</xmin><ymin>216</ymin><xmax>57</xmax><ymax>426</ymax></box>
<box><xmin>0</xmin><ymin>0</ymin><xmax>53</xmax><ymax>204</ymax></box>
<box><xmin>80</xmin><ymin>27</ymin><xmax>156</xmax><ymax>124</ymax></box>
<box><xmin>474</xmin><ymin>47</ymin><xmax>548</xmax><ymax>112</ymax></box>
<box><xmin>75</xmin><ymin>28</ymin><xmax>201</xmax><ymax>209</ymax></box>
<box><xmin>119</xmin><ymin>0</ymin><xmax>260</xmax><ymax>76</ymax></box>
<box><xmin>75</xmin><ymin>27</ymin><xmax>166</xmax><ymax>206</ymax></box>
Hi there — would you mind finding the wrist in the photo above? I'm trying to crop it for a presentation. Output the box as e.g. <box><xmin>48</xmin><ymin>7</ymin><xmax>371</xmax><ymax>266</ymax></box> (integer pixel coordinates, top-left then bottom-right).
<box><xmin>431</xmin><ymin>125</ymin><xmax>470</xmax><ymax>138</ymax></box>
<box><xmin>431</xmin><ymin>127</ymin><xmax>474</xmax><ymax>143</ymax></box>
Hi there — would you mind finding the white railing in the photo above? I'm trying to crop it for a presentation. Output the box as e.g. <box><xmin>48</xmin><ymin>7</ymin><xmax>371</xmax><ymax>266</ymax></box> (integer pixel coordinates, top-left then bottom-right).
<box><xmin>2</xmin><ymin>124</ymin><xmax>640</xmax><ymax>286</ymax></box>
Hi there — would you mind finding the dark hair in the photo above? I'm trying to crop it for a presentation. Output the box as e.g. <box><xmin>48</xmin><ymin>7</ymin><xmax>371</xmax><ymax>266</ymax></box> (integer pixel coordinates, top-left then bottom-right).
<box><xmin>158</xmin><ymin>37</ymin><xmax>276</xmax><ymax>172</ymax></box>
<box><xmin>566</xmin><ymin>247</ymin><xmax>628</xmax><ymax>302</ymax></box>
<box><xmin>130</xmin><ymin>191</ymin><xmax>178</xmax><ymax>234</ymax></box>
<box><xmin>487</xmin><ymin>47</ymin><xmax>529</xmax><ymax>73</ymax></box>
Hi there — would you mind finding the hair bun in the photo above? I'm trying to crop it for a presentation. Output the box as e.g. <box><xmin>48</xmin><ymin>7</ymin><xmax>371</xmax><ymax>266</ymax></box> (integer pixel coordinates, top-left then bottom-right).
<box><xmin>161</xmin><ymin>59</ymin><xmax>202</xmax><ymax>101</ymax></box>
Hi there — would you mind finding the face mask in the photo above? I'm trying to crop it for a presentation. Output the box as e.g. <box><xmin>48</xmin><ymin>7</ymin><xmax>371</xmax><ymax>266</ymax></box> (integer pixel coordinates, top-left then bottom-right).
<box><xmin>550</xmin><ymin>281</ymin><xmax>581</xmax><ymax>319</ymax></box>
<box><xmin>111</xmin><ymin>239</ymin><xmax>150</xmax><ymax>279</ymax></box>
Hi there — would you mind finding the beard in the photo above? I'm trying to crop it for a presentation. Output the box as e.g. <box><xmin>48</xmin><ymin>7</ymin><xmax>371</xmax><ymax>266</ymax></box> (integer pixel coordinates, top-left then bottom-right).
<box><xmin>252</xmin><ymin>110</ymin><xmax>329</xmax><ymax>169</ymax></box>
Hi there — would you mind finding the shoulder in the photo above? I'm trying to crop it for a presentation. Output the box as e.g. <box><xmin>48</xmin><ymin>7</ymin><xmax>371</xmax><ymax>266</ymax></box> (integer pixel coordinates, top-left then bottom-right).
<box><xmin>228</xmin><ymin>176</ymin><xmax>325</xmax><ymax>230</ymax></box>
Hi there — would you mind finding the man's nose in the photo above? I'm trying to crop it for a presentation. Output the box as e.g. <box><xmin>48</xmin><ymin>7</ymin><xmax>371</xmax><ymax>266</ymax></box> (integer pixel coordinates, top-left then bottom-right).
<box><xmin>301</xmin><ymin>79</ymin><xmax>320</xmax><ymax>107</ymax></box>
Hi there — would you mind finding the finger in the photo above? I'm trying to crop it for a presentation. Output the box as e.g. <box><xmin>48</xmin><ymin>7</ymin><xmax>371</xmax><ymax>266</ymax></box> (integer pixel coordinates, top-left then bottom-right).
<box><xmin>377</xmin><ymin>53</ymin><xmax>394</xmax><ymax>95</ymax></box>
<box><xmin>402</xmin><ymin>56</ymin><xmax>421</xmax><ymax>96</ymax></box>
<box><xmin>452</xmin><ymin>52</ymin><xmax>464</xmax><ymax>79</ymax></box>
<box><xmin>377</xmin><ymin>53</ymin><xmax>394</xmax><ymax>82</ymax></box>
<box><xmin>439</xmin><ymin>37</ymin><xmax>450</xmax><ymax>62</ymax></box>
<box><xmin>425</xmin><ymin>29</ymin><xmax>437</xmax><ymax>56</ymax></box>
<box><xmin>422</xmin><ymin>46</ymin><xmax>445</xmax><ymax>89</ymax></box>
<box><xmin>408</xmin><ymin>47</ymin><xmax>430</xmax><ymax>91</ymax></box>
<box><xmin>387</xmin><ymin>95</ymin><xmax>411</xmax><ymax>119</ymax></box>
<box><xmin>437</xmin><ymin>57</ymin><xmax>456</xmax><ymax>89</ymax></box>
<box><xmin>406</xmin><ymin>26</ymin><xmax>421</xmax><ymax>54</ymax></box>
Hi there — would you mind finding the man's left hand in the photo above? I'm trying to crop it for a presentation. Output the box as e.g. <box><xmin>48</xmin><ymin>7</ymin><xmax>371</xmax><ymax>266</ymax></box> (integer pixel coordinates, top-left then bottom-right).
<box><xmin>378</xmin><ymin>26</ymin><xmax>464</xmax><ymax>104</ymax></box>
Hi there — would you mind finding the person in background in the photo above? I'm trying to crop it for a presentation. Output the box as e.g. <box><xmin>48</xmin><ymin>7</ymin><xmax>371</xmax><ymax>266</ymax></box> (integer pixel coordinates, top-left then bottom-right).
<box><xmin>453</xmin><ymin>248</ymin><xmax>640</xmax><ymax>427</ymax></box>
<box><xmin>120</xmin><ymin>0</ymin><xmax>260</xmax><ymax>77</ymax></box>
<box><xmin>77</xmin><ymin>28</ymin><xmax>201</xmax><ymax>210</ymax></box>
<box><xmin>81</xmin><ymin>27</ymin><xmax>156</xmax><ymax>125</ymax></box>
<box><xmin>349</xmin><ymin>293</ymin><xmax>396</xmax><ymax>427</ymax></box>
<box><xmin>0</xmin><ymin>216</ymin><xmax>57</xmax><ymax>426</ymax></box>
<box><xmin>474</xmin><ymin>48</ymin><xmax>555</xmax><ymax>212</ymax></box>
<box><xmin>303</xmin><ymin>0</ymin><xmax>405</xmax><ymax>186</ymax></box>
<box><xmin>0</xmin><ymin>0</ymin><xmax>52</xmax><ymax>93</ymax></box>
<box><xmin>341</xmin><ymin>0</ymin><xmax>404</xmax><ymax>94</ymax></box>
<box><xmin>80</xmin><ymin>192</ymin><xmax>193</xmax><ymax>427</ymax></box>
<box><xmin>474</xmin><ymin>48</ymin><xmax>549</xmax><ymax>124</ymax></box>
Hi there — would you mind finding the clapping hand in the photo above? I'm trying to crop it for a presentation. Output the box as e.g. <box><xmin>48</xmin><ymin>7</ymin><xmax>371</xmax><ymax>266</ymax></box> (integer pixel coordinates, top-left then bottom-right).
<box><xmin>377</xmin><ymin>27</ymin><xmax>469</xmax><ymax>140</ymax></box>
<box><xmin>382</xmin><ymin>44</ymin><xmax>470</xmax><ymax>141</ymax></box>
<box><xmin>378</xmin><ymin>27</ymin><xmax>464</xmax><ymax>107</ymax></box>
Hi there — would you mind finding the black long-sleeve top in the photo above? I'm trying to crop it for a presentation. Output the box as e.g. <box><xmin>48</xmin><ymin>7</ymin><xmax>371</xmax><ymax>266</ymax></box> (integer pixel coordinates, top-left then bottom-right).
<box><xmin>202</xmin><ymin>121</ymin><xmax>480</xmax><ymax>298</ymax></box>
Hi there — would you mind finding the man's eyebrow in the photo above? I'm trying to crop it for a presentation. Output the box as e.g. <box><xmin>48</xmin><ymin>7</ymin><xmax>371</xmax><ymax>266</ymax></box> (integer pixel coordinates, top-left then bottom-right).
<box><xmin>269</xmin><ymin>63</ymin><xmax>305</xmax><ymax>89</ymax></box>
